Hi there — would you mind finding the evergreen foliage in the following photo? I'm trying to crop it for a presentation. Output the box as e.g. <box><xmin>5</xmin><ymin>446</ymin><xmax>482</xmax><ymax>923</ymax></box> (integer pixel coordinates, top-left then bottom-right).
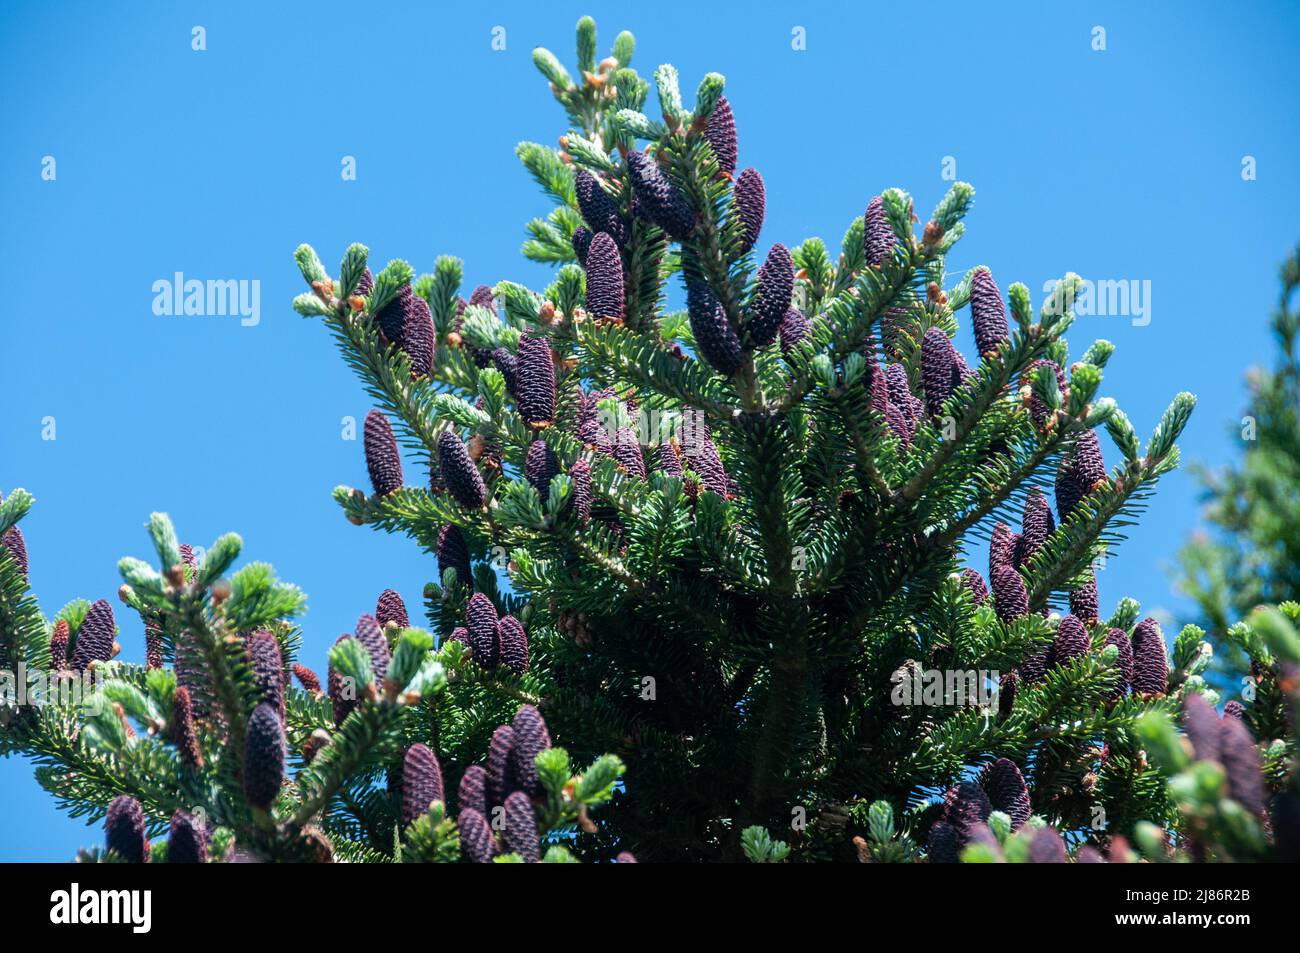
<box><xmin>1175</xmin><ymin>246</ymin><xmax>1300</xmax><ymax>674</ymax></box>
<box><xmin>1</xmin><ymin>16</ymin><xmax>1293</xmax><ymax>864</ymax></box>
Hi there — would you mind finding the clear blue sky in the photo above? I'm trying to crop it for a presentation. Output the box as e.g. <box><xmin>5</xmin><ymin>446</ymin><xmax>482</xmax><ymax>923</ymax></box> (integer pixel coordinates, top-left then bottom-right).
<box><xmin>2</xmin><ymin>0</ymin><xmax>1297</xmax><ymax>860</ymax></box>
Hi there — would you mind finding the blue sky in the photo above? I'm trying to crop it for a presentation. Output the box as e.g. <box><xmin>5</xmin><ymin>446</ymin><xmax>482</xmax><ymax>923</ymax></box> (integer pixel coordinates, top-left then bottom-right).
<box><xmin>1</xmin><ymin>0</ymin><xmax>1297</xmax><ymax>860</ymax></box>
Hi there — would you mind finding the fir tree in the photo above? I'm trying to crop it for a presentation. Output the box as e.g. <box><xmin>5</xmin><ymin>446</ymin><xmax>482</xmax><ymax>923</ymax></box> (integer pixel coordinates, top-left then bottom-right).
<box><xmin>0</xmin><ymin>500</ymin><xmax>623</xmax><ymax>862</ymax></box>
<box><xmin>4</xmin><ymin>15</ymin><xmax>1293</xmax><ymax>865</ymax></box>
<box><xmin>286</xmin><ymin>16</ymin><xmax>1210</xmax><ymax>862</ymax></box>
<box><xmin>1175</xmin><ymin>246</ymin><xmax>1300</xmax><ymax>672</ymax></box>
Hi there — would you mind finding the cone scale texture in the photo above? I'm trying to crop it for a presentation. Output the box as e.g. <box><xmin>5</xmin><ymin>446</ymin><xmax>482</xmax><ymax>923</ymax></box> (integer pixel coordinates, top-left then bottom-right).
<box><xmin>105</xmin><ymin>795</ymin><xmax>148</xmax><ymax>863</ymax></box>
<box><xmin>437</xmin><ymin>523</ymin><xmax>473</xmax><ymax>591</ymax></box>
<box><xmin>584</xmin><ymin>232</ymin><xmax>625</xmax><ymax>322</ymax></box>
<box><xmin>243</xmin><ymin>702</ymin><xmax>286</xmax><ymax>810</ymax></box>
<box><xmin>71</xmin><ymin>598</ymin><xmax>115</xmax><ymax>672</ymax></box>
<box><xmin>401</xmin><ymin>743</ymin><xmax>445</xmax><ymax>827</ymax></box>
<box><xmin>686</xmin><ymin>278</ymin><xmax>743</xmax><ymax>375</ymax></box>
<box><xmin>703</xmin><ymin>96</ymin><xmax>738</xmax><ymax>175</ymax></box>
<box><xmin>437</xmin><ymin>431</ymin><xmax>487</xmax><ymax>509</ymax></box>
<box><xmin>465</xmin><ymin>593</ymin><xmax>500</xmax><ymax>669</ymax></box>
<box><xmin>515</xmin><ymin>335</ymin><xmax>557</xmax><ymax>428</ymax></box>
<box><xmin>364</xmin><ymin>410</ymin><xmax>403</xmax><ymax>497</ymax></box>
<box><xmin>732</xmin><ymin>167</ymin><xmax>765</xmax><ymax>255</ymax></box>
<box><xmin>376</xmin><ymin>589</ymin><xmax>409</xmax><ymax>629</ymax></box>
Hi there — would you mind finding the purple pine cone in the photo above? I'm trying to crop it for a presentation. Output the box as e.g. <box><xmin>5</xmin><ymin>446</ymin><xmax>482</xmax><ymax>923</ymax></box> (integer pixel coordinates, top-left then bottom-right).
<box><xmin>999</xmin><ymin>671</ymin><xmax>1018</xmax><ymax>718</ymax></box>
<box><xmin>167</xmin><ymin>810</ymin><xmax>209</xmax><ymax>863</ymax></box>
<box><xmin>458</xmin><ymin>808</ymin><xmax>496</xmax><ymax>863</ymax></box>
<box><xmin>1223</xmin><ymin>700</ymin><xmax>1246</xmax><ymax>720</ymax></box>
<box><xmin>732</xmin><ymin>167</ymin><xmax>765</xmax><ymax>255</ymax></box>
<box><xmin>864</xmin><ymin>195</ymin><xmax>897</xmax><ymax>267</ymax></box>
<box><xmin>1027</xmin><ymin>826</ymin><xmax>1068</xmax><ymax>863</ymax></box>
<box><xmin>652</xmin><ymin>443</ymin><xmax>684</xmax><ymax>477</ymax></box>
<box><xmin>50</xmin><ymin>619</ymin><xmax>70</xmax><ymax>668</ymax></box>
<box><xmin>746</xmin><ymin>243</ymin><xmax>794</xmax><ymax>347</ymax></box>
<box><xmin>401</xmin><ymin>743</ymin><xmax>445</xmax><ymax>827</ymax></box>
<box><xmin>468</xmin><ymin>284</ymin><xmax>497</xmax><ymax>315</ymax></box>
<box><xmin>920</xmin><ymin>327</ymin><xmax>959</xmax><ymax>417</ymax></box>
<box><xmin>611</xmin><ymin>427</ymin><xmax>646</xmax><ymax>479</ymax></box>
<box><xmin>682</xmin><ymin>422</ymin><xmax>730</xmax><ymax>496</ymax></box>
<box><xmin>2</xmin><ymin>525</ymin><xmax>27</xmax><ymax>580</ymax></box>
<box><xmin>364</xmin><ymin>410</ymin><xmax>403</xmax><ymax>497</ymax></box>
<box><xmin>499</xmin><ymin>615</ymin><xmax>530</xmax><ymax>675</ymax></box>
<box><xmin>703</xmin><ymin>96</ymin><xmax>738</xmax><ymax>175</ymax></box>
<box><xmin>576</xmin><ymin>396</ymin><xmax>612</xmax><ymax>450</ymax></box>
<box><xmin>884</xmin><ymin>400</ymin><xmax>914</xmax><ymax>448</ymax></box>
<box><xmin>354</xmin><ymin>613</ymin><xmax>390</xmax><ymax>686</ymax></box>
<box><xmin>376</xmin><ymin>283</ymin><xmax>415</xmax><ymax>345</ymax></box>
<box><xmin>245</xmin><ymin>630</ymin><xmax>285</xmax><ymax>719</ymax></box>
<box><xmin>1052</xmin><ymin>614</ymin><xmax>1091</xmax><ymax>668</ymax></box>
<box><xmin>71</xmin><ymin>598</ymin><xmax>115</xmax><ymax>672</ymax></box>
<box><xmin>105</xmin><ymin>795</ymin><xmax>148</xmax><ymax>863</ymax></box>
<box><xmin>626</xmin><ymin>150</ymin><xmax>694</xmax><ymax>240</ymax></box>
<box><xmin>437</xmin><ymin>430</ymin><xmax>487</xmax><ymax>509</ymax></box>
<box><xmin>571</xmin><ymin>225</ymin><xmax>594</xmax><ymax>266</ymax></box>
<box><xmin>1022</xmin><ymin>647</ymin><xmax>1052</xmax><ymax>684</ymax></box>
<box><xmin>487</xmin><ymin>724</ymin><xmax>517</xmax><ymax>807</ymax></box>
<box><xmin>458</xmin><ymin>764</ymin><xmax>488</xmax><ymax>817</ymax></box>
<box><xmin>1018</xmin><ymin>489</ymin><xmax>1056</xmax><ymax>568</ymax></box>
<box><xmin>1069</xmin><ymin>571</ymin><xmax>1100</xmax><ymax>625</ymax></box>
<box><xmin>525</xmin><ymin>440</ymin><xmax>561</xmax><ymax>505</ymax></box>
<box><xmin>1103</xmin><ymin>628</ymin><xmax>1134</xmax><ymax>699</ymax></box>
<box><xmin>503</xmin><ymin>791</ymin><xmax>541</xmax><ymax>863</ymax></box>
<box><xmin>511</xmin><ymin>704</ymin><xmax>551</xmax><ymax>797</ymax></box>
<box><xmin>885</xmin><ymin>363</ymin><xmax>923</xmax><ymax>426</ymax></box>
<box><xmin>961</xmin><ymin>569</ymin><xmax>990</xmax><ymax>605</ymax></box>
<box><xmin>1055</xmin><ymin>429</ymin><xmax>1107</xmax><ymax>520</ymax></box>
<box><xmin>686</xmin><ymin>278</ymin><xmax>743</xmax><ymax>375</ymax></box>
<box><xmin>1130</xmin><ymin>618</ymin><xmax>1168</xmax><ymax>696</ymax></box>
<box><xmin>1182</xmin><ymin>692</ymin><xmax>1222</xmax><ymax>763</ymax></box>
<box><xmin>1023</xmin><ymin>359</ymin><xmax>1066</xmax><ymax>430</ymax></box>
<box><xmin>376</xmin><ymin>589</ymin><xmax>409</xmax><ymax>629</ymax></box>
<box><xmin>991</xmin><ymin>565</ymin><xmax>1028</xmax><ymax>624</ymax></box>
<box><xmin>969</xmin><ymin>267</ymin><xmax>1010</xmax><ymax>358</ymax></box>
<box><xmin>243</xmin><ymin>702</ymin><xmax>286</xmax><ymax>810</ymax></box>
<box><xmin>515</xmin><ymin>334</ymin><xmax>557</xmax><ymax>428</ymax></box>
<box><xmin>145</xmin><ymin>622</ymin><xmax>163</xmax><ymax>670</ymax></box>
<box><xmin>437</xmin><ymin>523</ymin><xmax>473</xmax><ymax>591</ymax></box>
<box><xmin>568</xmin><ymin>458</ymin><xmax>593</xmax><ymax>525</ymax></box>
<box><xmin>355</xmin><ymin>268</ymin><xmax>374</xmax><ymax>296</ymax></box>
<box><xmin>584</xmin><ymin>231</ymin><xmax>625</xmax><ymax>322</ymax></box>
<box><xmin>779</xmin><ymin>308</ymin><xmax>810</xmax><ymax>353</ymax></box>
<box><xmin>980</xmin><ymin>758</ymin><xmax>1031</xmax><ymax>830</ymax></box>
<box><xmin>465</xmin><ymin>593</ymin><xmax>500</xmax><ymax>669</ymax></box>
<box><xmin>328</xmin><ymin>634</ymin><xmax>355</xmax><ymax>726</ymax></box>
<box><xmin>927</xmin><ymin>819</ymin><xmax>960</xmax><ymax>863</ymax></box>
<box><xmin>946</xmin><ymin>781</ymin><xmax>994</xmax><ymax>840</ymax></box>
<box><xmin>868</xmin><ymin>355</ymin><xmax>889</xmax><ymax>414</ymax></box>
<box><xmin>574</xmin><ymin>170</ymin><xmax>629</xmax><ymax>248</ymax></box>
<box><xmin>492</xmin><ymin>347</ymin><xmax>518</xmax><ymax>396</ymax></box>
<box><xmin>1220</xmin><ymin>714</ymin><xmax>1266</xmax><ymax>819</ymax></box>
<box><xmin>403</xmin><ymin>294</ymin><xmax>436</xmax><ymax>378</ymax></box>
<box><xmin>989</xmin><ymin>523</ymin><xmax>1019</xmax><ymax>575</ymax></box>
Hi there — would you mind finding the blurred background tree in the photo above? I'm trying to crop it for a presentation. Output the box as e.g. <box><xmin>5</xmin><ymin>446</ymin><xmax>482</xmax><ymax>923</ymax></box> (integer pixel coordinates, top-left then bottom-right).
<box><xmin>1175</xmin><ymin>245</ymin><xmax>1300</xmax><ymax>682</ymax></box>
